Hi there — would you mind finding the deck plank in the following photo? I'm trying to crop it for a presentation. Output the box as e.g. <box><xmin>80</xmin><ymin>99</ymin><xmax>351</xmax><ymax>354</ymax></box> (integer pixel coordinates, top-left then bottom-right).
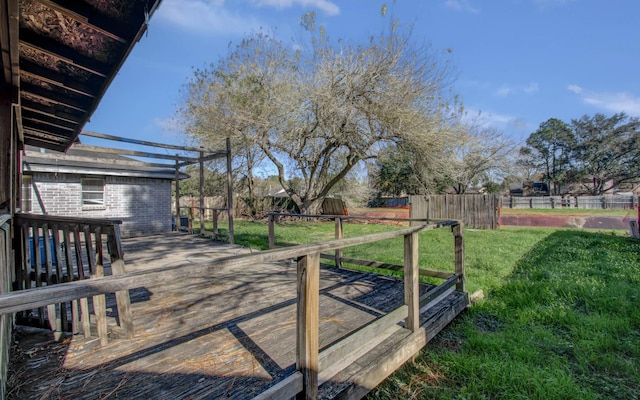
<box><xmin>7</xmin><ymin>233</ymin><xmax>467</xmax><ymax>400</ymax></box>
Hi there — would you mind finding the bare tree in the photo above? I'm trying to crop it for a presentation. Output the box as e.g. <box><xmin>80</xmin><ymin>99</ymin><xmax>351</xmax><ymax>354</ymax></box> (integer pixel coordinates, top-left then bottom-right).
<box><xmin>179</xmin><ymin>10</ymin><xmax>459</xmax><ymax>214</ymax></box>
<box><xmin>437</xmin><ymin>125</ymin><xmax>515</xmax><ymax>194</ymax></box>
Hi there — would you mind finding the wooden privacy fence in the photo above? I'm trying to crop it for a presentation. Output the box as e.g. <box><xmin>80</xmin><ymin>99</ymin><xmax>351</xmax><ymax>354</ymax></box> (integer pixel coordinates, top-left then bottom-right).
<box><xmin>1</xmin><ymin>216</ymin><xmax>465</xmax><ymax>400</ymax></box>
<box><xmin>409</xmin><ymin>195</ymin><xmax>499</xmax><ymax>229</ymax></box>
<box><xmin>501</xmin><ymin>195</ymin><xmax>639</xmax><ymax>209</ymax></box>
<box><xmin>13</xmin><ymin>214</ymin><xmax>133</xmax><ymax>344</ymax></box>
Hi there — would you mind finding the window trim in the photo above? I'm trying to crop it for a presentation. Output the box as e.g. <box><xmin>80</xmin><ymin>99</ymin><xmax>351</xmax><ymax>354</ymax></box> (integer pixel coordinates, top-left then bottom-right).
<box><xmin>81</xmin><ymin>177</ymin><xmax>106</xmax><ymax>210</ymax></box>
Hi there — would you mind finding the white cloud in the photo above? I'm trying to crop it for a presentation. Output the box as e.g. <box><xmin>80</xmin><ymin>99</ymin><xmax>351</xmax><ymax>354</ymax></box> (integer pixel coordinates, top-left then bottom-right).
<box><xmin>568</xmin><ymin>85</ymin><xmax>640</xmax><ymax>116</ymax></box>
<box><xmin>254</xmin><ymin>0</ymin><xmax>340</xmax><ymax>16</ymax></box>
<box><xmin>444</xmin><ymin>0</ymin><xmax>480</xmax><ymax>13</ymax></box>
<box><xmin>495</xmin><ymin>82</ymin><xmax>539</xmax><ymax>97</ymax></box>
<box><xmin>496</xmin><ymin>85</ymin><xmax>512</xmax><ymax>97</ymax></box>
<box><xmin>155</xmin><ymin>0</ymin><xmax>262</xmax><ymax>35</ymax></box>
<box><xmin>567</xmin><ymin>84</ymin><xmax>583</xmax><ymax>94</ymax></box>
<box><xmin>463</xmin><ymin>108</ymin><xmax>532</xmax><ymax>138</ymax></box>
<box><xmin>534</xmin><ymin>0</ymin><xmax>575</xmax><ymax>8</ymax></box>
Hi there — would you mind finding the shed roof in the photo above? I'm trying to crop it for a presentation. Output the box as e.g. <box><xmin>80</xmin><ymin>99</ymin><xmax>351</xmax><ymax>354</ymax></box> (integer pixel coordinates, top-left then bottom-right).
<box><xmin>23</xmin><ymin>144</ymin><xmax>188</xmax><ymax>180</ymax></box>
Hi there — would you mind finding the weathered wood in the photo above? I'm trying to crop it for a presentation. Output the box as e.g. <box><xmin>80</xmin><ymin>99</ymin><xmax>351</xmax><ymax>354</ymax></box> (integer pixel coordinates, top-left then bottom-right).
<box><xmin>419</xmin><ymin>275</ymin><xmax>458</xmax><ymax>308</ymax></box>
<box><xmin>297</xmin><ymin>252</ymin><xmax>320</xmax><ymax>400</ymax></box>
<box><xmin>8</xmin><ymin>233</ymin><xmax>468</xmax><ymax>400</ymax></box>
<box><xmin>110</xmin><ymin>258</ymin><xmax>133</xmax><ymax>338</ymax></box>
<box><xmin>32</xmin><ymin>223</ymin><xmax>45</xmax><ymax>327</ymax></box>
<box><xmin>410</xmin><ymin>194</ymin><xmax>498</xmax><ymax>230</ymax></box>
<box><xmin>42</xmin><ymin>224</ymin><xmax>53</xmax><ymax>284</ymax></box>
<box><xmin>0</xmin><ymin>224</ymin><xmax>452</xmax><ymax>314</ymax></box>
<box><xmin>331</xmin><ymin>292</ymin><xmax>470</xmax><ymax>400</ymax></box>
<box><xmin>335</xmin><ymin>218</ymin><xmax>343</xmax><ymax>268</ymax></box>
<box><xmin>252</xmin><ymin>372</ymin><xmax>303</xmax><ymax>400</ymax></box>
<box><xmin>175</xmin><ymin>157</ymin><xmax>181</xmax><ymax>231</ymax></box>
<box><xmin>403</xmin><ymin>233</ymin><xmax>419</xmax><ymax>332</ymax></box>
<box><xmin>91</xmin><ymin>265</ymin><xmax>108</xmax><ymax>345</ymax></box>
<box><xmin>226</xmin><ymin>137</ymin><xmax>235</xmax><ymax>244</ymax></box>
<box><xmin>268</xmin><ymin>214</ymin><xmax>276</xmax><ymax>249</ymax></box>
<box><xmin>337</xmin><ymin>256</ymin><xmax>455</xmax><ymax>279</ymax></box>
<box><xmin>453</xmin><ymin>223</ymin><xmax>465</xmax><ymax>292</ymax></box>
<box><xmin>213</xmin><ymin>209</ymin><xmax>219</xmax><ymax>238</ymax></box>
<box><xmin>199</xmin><ymin>152</ymin><xmax>205</xmax><ymax>236</ymax></box>
<box><xmin>79</xmin><ymin>298</ymin><xmax>91</xmax><ymax>338</ymax></box>
<box><xmin>318</xmin><ymin>305</ymin><xmax>408</xmax><ymax>384</ymax></box>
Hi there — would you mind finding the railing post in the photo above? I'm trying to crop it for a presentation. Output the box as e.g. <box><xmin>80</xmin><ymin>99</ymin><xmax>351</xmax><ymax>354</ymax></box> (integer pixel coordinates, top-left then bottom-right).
<box><xmin>335</xmin><ymin>217</ymin><xmax>343</xmax><ymax>268</ymax></box>
<box><xmin>404</xmin><ymin>232</ymin><xmax>419</xmax><ymax>332</ymax></box>
<box><xmin>213</xmin><ymin>209</ymin><xmax>219</xmax><ymax>239</ymax></box>
<box><xmin>297</xmin><ymin>252</ymin><xmax>320</xmax><ymax>400</ymax></box>
<box><xmin>453</xmin><ymin>222</ymin><xmax>465</xmax><ymax>292</ymax></box>
<box><xmin>268</xmin><ymin>214</ymin><xmax>276</xmax><ymax>249</ymax></box>
<box><xmin>107</xmin><ymin>224</ymin><xmax>134</xmax><ymax>338</ymax></box>
<box><xmin>199</xmin><ymin>151</ymin><xmax>205</xmax><ymax>236</ymax></box>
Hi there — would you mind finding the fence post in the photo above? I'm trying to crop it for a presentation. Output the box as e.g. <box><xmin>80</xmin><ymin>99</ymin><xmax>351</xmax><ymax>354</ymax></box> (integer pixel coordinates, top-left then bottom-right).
<box><xmin>268</xmin><ymin>214</ymin><xmax>276</xmax><ymax>249</ymax></box>
<box><xmin>404</xmin><ymin>232</ymin><xmax>419</xmax><ymax>332</ymax></box>
<box><xmin>335</xmin><ymin>217</ymin><xmax>343</xmax><ymax>268</ymax></box>
<box><xmin>297</xmin><ymin>252</ymin><xmax>320</xmax><ymax>400</ymax></box>
<box><xmin>453</xmin><ymin>222</ymin><xmax>465</xmax><ymax>292</ymax></box>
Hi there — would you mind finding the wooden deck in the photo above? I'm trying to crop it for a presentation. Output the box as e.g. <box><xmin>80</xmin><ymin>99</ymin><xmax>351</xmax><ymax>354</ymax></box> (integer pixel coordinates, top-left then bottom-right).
<box><xmin>7</xmin><ymin>233</ymin><xmax>468</xmax><ymax>399</ymax></box>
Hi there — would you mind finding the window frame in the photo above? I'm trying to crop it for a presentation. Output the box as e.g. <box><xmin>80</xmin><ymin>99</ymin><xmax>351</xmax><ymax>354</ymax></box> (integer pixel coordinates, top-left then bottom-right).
<box><xmin>81</xmin><ymin>177</ymin><xmax>106</xmax><ymax>209</ymax></box>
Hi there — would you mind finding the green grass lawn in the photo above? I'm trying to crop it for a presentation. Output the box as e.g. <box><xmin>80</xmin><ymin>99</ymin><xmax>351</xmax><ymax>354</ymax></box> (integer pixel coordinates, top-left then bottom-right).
<box><xmin>204</xmin><ymin>220</ymin><xmax>640</xmax><ymax>399</ymax></box>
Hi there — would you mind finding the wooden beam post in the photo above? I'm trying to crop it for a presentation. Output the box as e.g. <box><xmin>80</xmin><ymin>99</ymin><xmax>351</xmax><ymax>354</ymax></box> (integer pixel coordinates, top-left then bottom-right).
<box><xmin>268</xmin><ymin>214</ymin><xmax>275</xmax><ymax>249</ymax></box>
<box><xmin>213</xmin><ymin>209</ymin><xmax>219</xmax><ymax>239</ymax></box>
<box><xmin>175</xmin><ymin>157</ymin><xmax>181</xmax><ymax>231</ymax></box>
<box><xmin>453</xmin><ymin>222</ymin><xmax>465</xmax><ymax>292</ymax></box>
<box><xmin>108</xmin><ymin>225</ymin><xmax>134</xmax><ymax>338</ymax></box>
<box><xmin>335</xmin><ymin>217</ymin><xmax>343</xmax><ymax>268</ymax></box>
<box><xmin>226</xmin><ymin>138</ymin><xmax>235</xmax><ymax>244</ymax></box>
<box><xmin>404</xmin><ymin>232</ymin><xmax>419</xmax><ymax>332</ymax></box>
<box><xmin>297</xmin><ymin>252</ymin><xmax>320</xmax><ymax>400</ymax></box>
<box><xmin>199</xmin><ymin>151</ymin><xmax>205</xmax><ymax>236</ymax></box>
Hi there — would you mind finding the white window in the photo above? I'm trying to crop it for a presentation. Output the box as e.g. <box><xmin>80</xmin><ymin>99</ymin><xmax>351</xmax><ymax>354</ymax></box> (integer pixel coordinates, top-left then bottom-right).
<box><xmin>22</xmin><ymin>175</ymin><xmax>32</xmax><ymax>212</ymax></box>
<box><xmin>82</xmin><ymin>177</ymin><xmax>105</xmax><ymax>208</ymax></box>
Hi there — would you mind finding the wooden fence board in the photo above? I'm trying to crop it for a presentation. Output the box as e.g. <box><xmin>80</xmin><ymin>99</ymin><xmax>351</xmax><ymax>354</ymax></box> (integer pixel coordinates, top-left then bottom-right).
<box><xmin>410</xmin><ymin>195</ymin><xmax>498</xmax><ymax>229</ymax></box>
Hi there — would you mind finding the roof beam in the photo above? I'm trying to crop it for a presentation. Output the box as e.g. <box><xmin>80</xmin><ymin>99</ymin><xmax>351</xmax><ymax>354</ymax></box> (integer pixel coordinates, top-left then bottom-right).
<box><xmin>19</xmin><ymin>29</ymin><xmax>111</xmax><ymax>77</ymax></box>
<box><xmin>21</xmin><ymin>101</ymin><xmax>83</xmax><ymax>124</ymax></box>
<box><xmin>21</xmin><ymin>82</ymin><xmax>90</xmax><ymax>112</ymax></box>
<box><xmin>22</xmin><ymin>108</ymin><xmax>76</xmax><ymax>130</ymax></box>
<box><xmin>20</xmin><ymin>41</ymin><xmax>107</xmax><ymax>78</ymax></box>
<box><xmin>34</xmin><ymin>0</ymin><xmax>128</xmax><ymax>44</ymax></box>
<box><xmin>20</xmin><ymin>61</ymin><xmax>96</xmax><ymax>98</ymax></box>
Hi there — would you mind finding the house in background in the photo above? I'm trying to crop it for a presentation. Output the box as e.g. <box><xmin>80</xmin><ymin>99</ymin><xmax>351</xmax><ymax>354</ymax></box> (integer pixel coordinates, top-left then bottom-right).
<box><xmin>22</xmin><ymin>144</ymin><xmax>188</xmax><ymax>237</ymax></box>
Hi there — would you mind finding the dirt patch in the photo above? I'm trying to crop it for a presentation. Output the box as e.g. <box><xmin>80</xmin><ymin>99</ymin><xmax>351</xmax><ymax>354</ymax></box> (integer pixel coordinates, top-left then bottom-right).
<box><xmin>499</xmin><ymin>214</ymin><xmax>630</xmax><ymax>230</ymax></box>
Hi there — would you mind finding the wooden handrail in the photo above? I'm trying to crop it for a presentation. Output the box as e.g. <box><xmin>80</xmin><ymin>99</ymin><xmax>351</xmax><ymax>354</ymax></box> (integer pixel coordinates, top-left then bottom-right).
<box><xmin>0</xmin><ymin>222</ymin><xmax>457</xmax><ymax>314</ymax></box>
<box><xmin>4</xmin><ymin>216</ymin><xmax>465</xmax><ymax>399</ymax></box>
<box><xmin>12</xmin><ymin>213</ymin><xmax>133</xmax><ymax>342</ymax></box>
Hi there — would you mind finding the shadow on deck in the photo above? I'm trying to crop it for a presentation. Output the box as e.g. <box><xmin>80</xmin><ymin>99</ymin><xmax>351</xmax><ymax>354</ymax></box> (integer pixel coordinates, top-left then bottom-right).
<box><xmin>7</xmin><ymin>232</ymin><xmax>468</xmax><ymax>399</ymax></box>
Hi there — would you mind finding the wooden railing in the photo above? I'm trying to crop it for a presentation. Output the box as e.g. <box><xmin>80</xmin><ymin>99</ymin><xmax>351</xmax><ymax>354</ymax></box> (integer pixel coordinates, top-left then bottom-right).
<box><xmin>13</xmin><ymin>214</ymin><xmax>133</xmax><ymax>344</ymax></box>
<box><xmin>267</xmin><ymin>213</ymin><xmax>465</xmax><ymax>292</ymax></box>
<box><xmin>1</xmin><ymin>218</ymin><xmax>464</xmax><ymax>399</ymax></box>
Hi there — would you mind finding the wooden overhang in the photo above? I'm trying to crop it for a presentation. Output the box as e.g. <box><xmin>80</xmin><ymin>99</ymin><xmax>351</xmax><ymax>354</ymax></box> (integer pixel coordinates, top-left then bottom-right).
<box><xmin>1</xmin><ymin>0</ymin><xmax>164</xmax><ymax>152</ymax></box>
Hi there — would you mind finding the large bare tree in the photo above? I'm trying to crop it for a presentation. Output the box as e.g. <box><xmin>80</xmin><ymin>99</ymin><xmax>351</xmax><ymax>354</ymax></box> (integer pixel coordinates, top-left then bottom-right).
<box><xmin>179</xmin><ymin>10</ymin><xmax>459</xmax><ymax>214</ymax></box>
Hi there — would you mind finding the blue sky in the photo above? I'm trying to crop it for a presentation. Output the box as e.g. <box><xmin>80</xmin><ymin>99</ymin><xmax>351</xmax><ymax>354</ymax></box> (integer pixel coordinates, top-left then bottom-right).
<box><xmin>83</xmin><ymin>0</ymin><xmax>640</xmax><ymax>150</ymax></box>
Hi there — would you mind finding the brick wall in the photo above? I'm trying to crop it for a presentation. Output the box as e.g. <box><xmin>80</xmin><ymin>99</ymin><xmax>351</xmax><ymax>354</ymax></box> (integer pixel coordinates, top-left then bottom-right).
<box><xmin>28</xmin><ymin>173</ymin><xmax>172</xmax><ymax>237</ymax></box>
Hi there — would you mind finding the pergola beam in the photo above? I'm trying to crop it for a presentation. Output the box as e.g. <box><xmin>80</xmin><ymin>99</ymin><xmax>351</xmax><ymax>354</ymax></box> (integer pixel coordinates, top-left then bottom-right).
<box><xmin>82</xmin><ymin>131</ymin><xmax>227</xmax><ymax>155</ymax></box>
<box><xmin>77</xmin><ymin>144</ymin><xmax>198</xmax><ymax>163</ymax></box>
